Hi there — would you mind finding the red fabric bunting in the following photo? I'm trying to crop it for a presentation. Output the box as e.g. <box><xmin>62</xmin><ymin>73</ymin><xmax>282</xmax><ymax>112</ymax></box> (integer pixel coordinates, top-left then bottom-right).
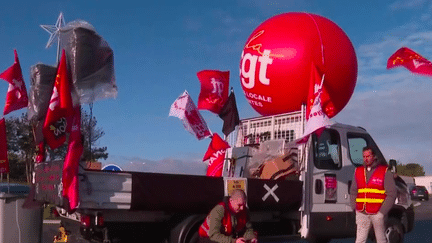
<box><xmin>169</xmin><ymin>91</ymin><xmax>212</xmax><ymax>140</ymax></box>
<box><xmin>203</xmin><ymin>133</ymin><xmax>230</xmax><ymax>177</ymax></box>
<box><xmin>43</xmin><ymin>50</ymin><xmax>74</xmax><ymax>149</ymax></box>
<box><xmin>387</xmin><ymin>47</ymin><xmax>432</xmax><ymax>76</ymax></box>
<box><xmin>197</xmin><ymin>70</ymin><xmax>229</xmax><ymax>114</ymax></box>
<box><xmin>34</xmin><ymin>141</ymin><xmax>45</xmax><ymax>163</ymax></box>
<box><xmin>306</xmin><ymin>63</ymin><xmax>336</xmax><ymax>119</ymax></box>
<box><xmin>62</xmin><ymin>106</ymin><xmax>83</xmax><ymax>212</ymax></box>
<box><xmin>0</xmin><ymin>50</ymin><xmax>28</xmax><ymax>115</ymax></box>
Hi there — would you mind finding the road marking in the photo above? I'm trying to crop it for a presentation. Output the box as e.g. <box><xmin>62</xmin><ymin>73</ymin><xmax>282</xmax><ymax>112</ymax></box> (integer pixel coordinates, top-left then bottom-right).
<box><xmin>413</xmin><ymin>202</ymin><xmax>421</xmax><ymax>207</ymax></box>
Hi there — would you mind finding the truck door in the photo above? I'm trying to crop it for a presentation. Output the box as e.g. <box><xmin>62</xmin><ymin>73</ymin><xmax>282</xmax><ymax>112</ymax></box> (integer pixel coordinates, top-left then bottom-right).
<box><xmin>306</xmin><ymin>128</ymin><xmax>355</xmax><ymax>239</ymax></box>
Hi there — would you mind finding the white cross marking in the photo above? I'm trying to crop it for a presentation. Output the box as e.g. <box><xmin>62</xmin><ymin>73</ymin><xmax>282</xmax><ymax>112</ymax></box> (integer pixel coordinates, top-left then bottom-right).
<box><xmin>262</xmin><ymin>184</ymin><xmax>279</xmax><ymax>202</ymax></box>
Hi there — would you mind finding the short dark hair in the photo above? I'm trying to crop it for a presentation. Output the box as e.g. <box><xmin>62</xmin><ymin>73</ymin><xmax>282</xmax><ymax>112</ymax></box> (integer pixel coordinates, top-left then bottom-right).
<box><xmin>362</xmin><ymin>146</ymin><xmax>375</xmax><ymax>155</ymax></box>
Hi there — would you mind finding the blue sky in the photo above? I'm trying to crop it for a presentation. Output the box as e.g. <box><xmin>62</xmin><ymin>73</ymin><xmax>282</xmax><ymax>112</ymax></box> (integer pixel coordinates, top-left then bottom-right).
<box><xmin>1</xmin><ymin>0</ymin><xmax>432</xmax><ymax>175</ymax></box>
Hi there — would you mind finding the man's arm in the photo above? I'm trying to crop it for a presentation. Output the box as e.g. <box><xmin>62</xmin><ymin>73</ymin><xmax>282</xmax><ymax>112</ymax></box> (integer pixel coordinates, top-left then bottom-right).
<box><xmin>242</xmin><ymin>220</ymin><xmax>256</xmax><ymax>241</ymax></box>
<box><xmin>207</xmin><ymin>205</ymin><xmax>236</xmax><ymax>243</ymax></box>
<box><xmin>349</xmin><ymin>170</ymin><xmax>358</xmax><ymax>211</ymax></box>
<box><xmin>379</xmin><ymin>170</ymin><xmax>397</xmax><ymax>215</ymax></box>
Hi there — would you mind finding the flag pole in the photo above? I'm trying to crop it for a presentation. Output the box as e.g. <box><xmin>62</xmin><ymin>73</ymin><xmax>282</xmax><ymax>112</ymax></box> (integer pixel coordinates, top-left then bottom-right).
<box><xmin>7</xmin><ymin>173</ymin><xmax>9</xmax><ymax>194</ymax></box>
<box><xmin>89</xmin><ymin>103</ymin><xmax>93</xmax><ymax>161</ymax></box>
<box><xmin>56</xmin><ymin>27</ymin><xmax>61</xmax><ymax>63</ymax></box>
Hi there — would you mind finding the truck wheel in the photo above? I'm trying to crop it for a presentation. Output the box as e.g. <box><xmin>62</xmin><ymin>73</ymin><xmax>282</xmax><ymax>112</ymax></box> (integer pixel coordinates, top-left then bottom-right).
<box><xmin>385</xmin><ymin>217</ymin><xmax>404</xmax><ymax>243</ymax></box>
<box><xmin>307</xmin><ymin>235</ymin><xmax>331</xmax><ymax>243</ymax></box>
<box><xmin>170</xmin><ymin>215</ymin><xmax>205</xmax><ymax>243</ymax></box>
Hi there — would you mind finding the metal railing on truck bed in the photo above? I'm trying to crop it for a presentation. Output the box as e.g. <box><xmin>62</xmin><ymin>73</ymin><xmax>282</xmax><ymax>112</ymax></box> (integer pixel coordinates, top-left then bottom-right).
<box><xmin>228</xmin><ymin>107</ymin><xmax>306</xmax><ymax>147</ymax></box>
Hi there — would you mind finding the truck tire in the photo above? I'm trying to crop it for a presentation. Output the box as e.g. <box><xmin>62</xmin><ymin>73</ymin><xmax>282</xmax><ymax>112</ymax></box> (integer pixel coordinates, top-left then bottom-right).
<box><xmin>385</xmin><ymin>217</ymin><xmax>404</xmax><ymax>243</ymax></box>
<box><xmin>307</xmin><ymin>237</ymin><xmax>331</xmax><ymax>243</ymax></box>
<box><xmin>170</xmin><ymin>215</ymin><xmax>205</xmax><ymax>243</ymax></box>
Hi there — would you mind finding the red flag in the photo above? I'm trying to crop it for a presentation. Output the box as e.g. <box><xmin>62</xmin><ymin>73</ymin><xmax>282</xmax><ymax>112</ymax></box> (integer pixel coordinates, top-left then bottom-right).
<box><xmin>298</xmin><ymin>86</ymin><xmax>335</xmax><ymax>144</ymax></box>
<box><xmin>43</xmin><ymin>50</ymin><xmax>74</xmax><ymax>149</ymax></box>
<box><xmin>197</xmin><ymin>70</ymin><xmax>229</xmax><ymax>114</ymax></box>
<box><xmin>0</xmin><ymin>50</ymin><xmax>28</xmax><ymax>115</ymax></box>
<box><xmin>62</xmin><ymin>106</ymin><xmax>83</xmax><ymax>212</ymax></box>
<box><xmin>0</xmin><ymin>118</ymin><xmax>9</xmax><ymax>173</ymax></box>
<box><xmin>34</xmin><ymin>141</ymin><xmax>45</xmax><ymax>163</ymax></box>
<box><xmin>169</xmin><ymin>91</ymin><xmax>212</xmax><ymax>140</ymax></box>
<box><xmin>306</xmin><ymin>63</ymin><xmax>336</xmax><ymax>118</ymax></box>
<box><xmin>387</xmin><ymin>47</ymin><xmax>432</xmax><ymax>75</ymax></box>
<box><xmin>203</xmin><ymin>133</ymin><xmax>230</xmax><ymax>177</ymax></box>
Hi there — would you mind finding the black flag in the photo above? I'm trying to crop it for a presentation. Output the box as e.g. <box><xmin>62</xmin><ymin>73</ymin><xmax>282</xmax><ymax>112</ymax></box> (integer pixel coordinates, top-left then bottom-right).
<box><xmin>218</xmin><ymin>91</ymin><xmax>240</xmax><ymax>136</ymax></box>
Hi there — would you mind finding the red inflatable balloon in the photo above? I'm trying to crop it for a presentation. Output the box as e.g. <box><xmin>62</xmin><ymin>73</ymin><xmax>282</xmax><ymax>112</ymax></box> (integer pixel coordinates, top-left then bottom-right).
<box><xmin>240</xmin><ymin>12</ymin><xmax>357</xmax><ymax>117</ymax></box>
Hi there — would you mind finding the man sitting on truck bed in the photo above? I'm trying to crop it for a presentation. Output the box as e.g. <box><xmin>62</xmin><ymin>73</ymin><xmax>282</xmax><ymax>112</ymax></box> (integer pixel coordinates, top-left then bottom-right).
<box><xmin>198</xmin><ymin>189</ymin><xmax>258</xmax><ymax>243</ymax></box>
<box><xmin>350</xmin><ymin>146</ymin><xmax>397</xmax><ymax>243</ymax></box>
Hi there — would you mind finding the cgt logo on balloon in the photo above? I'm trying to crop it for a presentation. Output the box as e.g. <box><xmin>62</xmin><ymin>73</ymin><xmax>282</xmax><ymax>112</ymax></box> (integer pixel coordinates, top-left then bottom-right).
<box><xmin>239</xmin><ymin>12</ymin><xmax>357</xmax><ymax>117</ymax></box>
<box><xmin>240</xmin><ymin>30</ymin><xmax>278</xmax><ymax>110</ymax></box>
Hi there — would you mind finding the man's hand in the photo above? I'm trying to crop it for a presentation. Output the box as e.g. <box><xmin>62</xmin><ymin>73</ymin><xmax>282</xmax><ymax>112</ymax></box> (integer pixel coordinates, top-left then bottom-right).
<box><xmin>236</xmin><ymin>237</ymin><xmax>258</xmax><ymax>243</ymax></box>
<box><xmin>376</xmin><ymin>212</ymin><xmax>384</xmax><ymax>219</ymax></box>
<box><xmin>235</xmin><ymin>237</ymin><xmax>246</xmax><ymax>243</ymax></box>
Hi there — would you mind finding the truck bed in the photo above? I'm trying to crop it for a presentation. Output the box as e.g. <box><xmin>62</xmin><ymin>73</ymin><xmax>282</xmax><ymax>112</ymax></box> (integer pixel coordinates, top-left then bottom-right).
<box><xmin>34</xmin><ymin>161</ymin><xmax>303</xmax><ymax>213</ymax></box>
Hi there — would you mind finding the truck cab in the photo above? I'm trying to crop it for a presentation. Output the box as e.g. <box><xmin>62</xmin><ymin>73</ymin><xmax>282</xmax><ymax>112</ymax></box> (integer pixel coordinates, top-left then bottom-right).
<box><xmin>224</xmin><ymin>109</ymin><xmax>414</xmax><ymax>242</ymax></box>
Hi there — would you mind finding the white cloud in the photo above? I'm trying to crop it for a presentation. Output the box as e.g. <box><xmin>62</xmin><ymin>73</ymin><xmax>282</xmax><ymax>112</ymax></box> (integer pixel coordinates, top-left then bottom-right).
<box><xmin>389</xmin><ymin>0</ymin><xmax>426</xmax><ymax>10</ymax></box>
<box><xmin>336</xmin><ymin>74</ymin><xmax>432</xmax><ymax>174</ymax></box>
<box><xmin>356</xmin><ymin>31</ymin><xmax>432</xmax><ymax>73</ymax></box>
<box><xmin>105</xmin><ymin>155</ymin><xmax>207</xmax><ymax>175</ymax></box>
<box><xmin>334</xmin><ymin>19</ymin><xmax>432</xmax><ymax>174</ymax></box>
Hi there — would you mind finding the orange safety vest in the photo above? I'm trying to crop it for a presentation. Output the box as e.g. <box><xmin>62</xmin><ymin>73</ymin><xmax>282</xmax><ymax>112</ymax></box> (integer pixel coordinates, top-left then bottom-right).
<box><xmin>355</xmin><ymin>165</ymin><xmax>387</xmax><ymax>214</ymax></box>
<box><xmin>199</xmin><ymin>201</ymin><xmax>248</xmax><ymax>238</ymax></box>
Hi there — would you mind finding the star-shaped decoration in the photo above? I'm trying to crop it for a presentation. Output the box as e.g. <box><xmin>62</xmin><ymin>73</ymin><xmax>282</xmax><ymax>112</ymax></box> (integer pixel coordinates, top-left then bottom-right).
<box><xmin>40</xmin><ymin>12</ymin><xmax>65</xmax><ymax>49</ymax></box>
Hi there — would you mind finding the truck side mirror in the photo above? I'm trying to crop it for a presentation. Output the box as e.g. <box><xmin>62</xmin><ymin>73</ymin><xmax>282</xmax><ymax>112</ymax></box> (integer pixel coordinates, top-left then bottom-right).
<box><xmin>388</xmin><ymin>159</ymin><xmax>397</xmax><ymax>174</ymax></box>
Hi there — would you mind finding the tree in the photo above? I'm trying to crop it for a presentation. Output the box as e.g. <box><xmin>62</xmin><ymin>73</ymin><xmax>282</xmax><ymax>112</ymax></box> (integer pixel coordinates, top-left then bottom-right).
<box><xmin>4</xmin><ymin>109</ymin><xmax>108</xmax><ymax>182</ymax></box>
<box><xmin>396</xmin><ymin>162</ymin><xmax>425</xmax><ymax>177</ymax></box>
<box><xmin>81</xmin><ymin>108</ymin><xmax>108</xmax><ymax>161</ymax></box>
<box><xmin>5</xmin><ymin>114</ymin><xmax>35</xmax><ymax>182</ymax></box>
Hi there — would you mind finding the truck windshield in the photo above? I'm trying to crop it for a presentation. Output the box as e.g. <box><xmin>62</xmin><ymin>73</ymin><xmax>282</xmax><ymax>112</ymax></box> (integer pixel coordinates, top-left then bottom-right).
<box><xmin>347</xmin><ymin>132</ymin><xmax>386</xmax><ymax>167</ymax></box>
<box><xmin>312</xmin><ymin>129</ymin><xmax>341</xmax><ymax>170</ymax></box>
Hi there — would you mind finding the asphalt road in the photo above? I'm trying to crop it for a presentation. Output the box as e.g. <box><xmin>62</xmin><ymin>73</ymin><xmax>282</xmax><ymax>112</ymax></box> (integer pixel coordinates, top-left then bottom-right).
<box><xmin>329</xmin><ymin>200</ymin><xmax>432</xmax><ymax>243</ymax></box>
<box><xmin>42</xmin><ymin>200</ymin><xmax>432</xmax><ymax>243</ymax></box>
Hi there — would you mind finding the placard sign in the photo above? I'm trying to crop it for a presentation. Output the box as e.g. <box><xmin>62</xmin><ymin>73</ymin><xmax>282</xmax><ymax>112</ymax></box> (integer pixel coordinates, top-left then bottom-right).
<box><xmin>325</xmin><ymin>174</ymin><xmax>337</xmax><ymax>203</ymax></box>
<box><xmin>224</xmin><ymin>178</ymin><xmax>247</xmax><ymax>197</ymax></box>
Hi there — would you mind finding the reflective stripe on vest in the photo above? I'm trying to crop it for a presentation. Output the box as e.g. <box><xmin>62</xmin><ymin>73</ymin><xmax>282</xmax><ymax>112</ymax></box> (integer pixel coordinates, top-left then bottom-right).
<box><xmin>358</xmin><ymin>188</ymin><xmax>386</xmax><ymax>194</ymax></box>
<box><xmin>355</xmin><ymin>165</ymin><xmax>387</xmax><ymax>214</ymax></box>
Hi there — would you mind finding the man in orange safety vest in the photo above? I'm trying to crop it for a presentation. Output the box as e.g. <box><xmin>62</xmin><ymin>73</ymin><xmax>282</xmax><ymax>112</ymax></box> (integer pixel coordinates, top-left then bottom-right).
<box><xmin>199</xmin><ymin>189</ymin><xmax>257</xmax><ymax>243</ymax></box>
<box><xmin>350</xmin><ymin>146</ymin><xmax>397</xmax><ymax>243</ymax></box>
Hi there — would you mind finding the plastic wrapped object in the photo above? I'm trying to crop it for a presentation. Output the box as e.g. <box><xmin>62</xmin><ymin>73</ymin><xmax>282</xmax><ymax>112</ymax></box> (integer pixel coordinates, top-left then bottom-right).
<box><xmin>28</xmin><ymin>64</ymin><xmax>57</xmax><ymax>121</ymax></box>
<box><xmin>27</xmin><ymin>64</ymin><xmax>57</xmax><ymax>144</ymax></box>
<box><xmin>59</xmin><ymin>20</ymin><xmax>117</xmax><ymax>104</ymax></box>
